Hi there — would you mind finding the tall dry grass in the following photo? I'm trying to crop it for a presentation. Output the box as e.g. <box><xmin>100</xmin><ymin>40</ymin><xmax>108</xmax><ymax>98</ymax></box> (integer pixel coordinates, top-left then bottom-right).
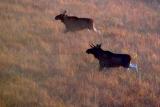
<box><xmin>0</xmin><ymin>0</ymin><xmax>160</xmax><ymax>107</ymax></box>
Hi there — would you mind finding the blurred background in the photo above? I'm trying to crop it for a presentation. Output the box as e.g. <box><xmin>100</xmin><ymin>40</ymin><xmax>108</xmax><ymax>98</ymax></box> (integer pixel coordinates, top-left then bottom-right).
<box><xmin>0</xmin><ymin>0</ymin><xmax>159</xmax><ymax>107</ymax></box>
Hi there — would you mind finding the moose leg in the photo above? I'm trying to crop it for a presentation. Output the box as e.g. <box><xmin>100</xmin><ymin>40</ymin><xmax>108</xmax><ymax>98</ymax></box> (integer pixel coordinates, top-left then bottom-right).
<box><xmin>99</xmin><ymin>61</ymin><xmax>105</xmax><ymax>71</ymax></box>
<box><xmin>64</xmin><ymin>29</ymin><xmax>69</xmax><ymax>33</ymax></box>
<box><xmin>129</xmin><ymin>63</ymin><xmax>138</xmax><ymax>72</ymax></box>
<box><xmin>127</xmin><ymin>68</ymin><xmax>131</xmax><ymax>72</ymax></box>
<box><xmin>92</xmin><ymin>24</ymin><xmax>101</xmax><ymax>34</ymax></box>
<box><xmin>87</xmin><ymin>29</ymin><xmax>91</xmax><ymax>33</ymax></box>
<box><xmin>99</xmin><ymin>65</ymin><xmax>104</xmax><ymax>71</ymax></box>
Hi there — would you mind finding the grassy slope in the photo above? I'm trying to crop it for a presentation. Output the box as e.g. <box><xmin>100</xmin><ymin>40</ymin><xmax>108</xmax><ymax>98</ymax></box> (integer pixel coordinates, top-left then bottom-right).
<box><xmin>0</xmin><ymin>0</ymin><xmax>159</xmax><ymax>107</ymax></box>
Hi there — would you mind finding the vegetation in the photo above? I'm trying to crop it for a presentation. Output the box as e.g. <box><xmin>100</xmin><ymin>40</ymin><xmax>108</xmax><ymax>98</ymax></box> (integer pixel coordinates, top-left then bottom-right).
<box><xmin>0</xmin><ymin>0</ymin><xmax>159</xmax><ymax>107</ymax></box>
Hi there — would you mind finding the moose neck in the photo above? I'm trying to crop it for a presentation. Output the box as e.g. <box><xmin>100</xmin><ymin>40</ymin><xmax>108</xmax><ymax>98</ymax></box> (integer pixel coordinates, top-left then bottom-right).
<box><xmin>93</xmin><ymin>49</ymin><xmax>104</xmax><ymax>60</ymax></box>
<box><xmin>61</xmin><ymin>15</ymin><xmax>68</xmax><ymax>22</ymax></box>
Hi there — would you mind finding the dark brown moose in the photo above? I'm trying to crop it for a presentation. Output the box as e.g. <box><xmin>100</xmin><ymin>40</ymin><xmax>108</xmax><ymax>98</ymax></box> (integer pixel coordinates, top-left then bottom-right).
<box><xmin>86</xmin><ymin>44</ymin><xmax>138</xmax><ymax>72</ymax></box>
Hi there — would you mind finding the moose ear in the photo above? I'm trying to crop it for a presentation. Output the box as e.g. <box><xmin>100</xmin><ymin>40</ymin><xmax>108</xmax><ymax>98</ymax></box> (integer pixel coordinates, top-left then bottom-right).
<box><xmin>97</xmin><ymin>44</ymin><xmax>102</xmax><ymax>48</ymax></box>
<box><xmin>99</xmin><ymin>43</ymin><xmax>102</xmax><ymax>47</ymax></box>
<box><xmin>63</xmin><ymin>10</ymin><xmax>67</xmax><ymax>15</ymax></box>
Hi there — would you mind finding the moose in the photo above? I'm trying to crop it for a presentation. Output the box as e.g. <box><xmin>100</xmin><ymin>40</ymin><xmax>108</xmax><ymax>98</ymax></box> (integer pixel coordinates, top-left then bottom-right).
<box><xmin>55</xmin><ymin>10</ymin><xmax>99</xmax><ymax>33</ymax></box>
<box><xmin>86</xmin><ymin>44</ymin><xmax>138</xmax><ymax>72</ymax></box>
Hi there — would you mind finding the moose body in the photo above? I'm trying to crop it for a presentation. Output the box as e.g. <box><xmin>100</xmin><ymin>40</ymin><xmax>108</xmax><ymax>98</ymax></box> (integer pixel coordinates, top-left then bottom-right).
<box><xmin>55</xmin><ymin>11</ymin><xmax>99</xmax><ymax>33</ymax></box>
<box><xmin>86</xmin><ymin>44</ymin><xmax>138</xmax><ymax>71</ymax></box>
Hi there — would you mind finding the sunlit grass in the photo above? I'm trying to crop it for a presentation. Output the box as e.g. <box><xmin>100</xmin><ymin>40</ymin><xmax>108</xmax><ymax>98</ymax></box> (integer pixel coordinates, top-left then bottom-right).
<box><xmin>0</xmin><ymin>0</ymin><xmax>159</xmax><ymax>107</ymax></box>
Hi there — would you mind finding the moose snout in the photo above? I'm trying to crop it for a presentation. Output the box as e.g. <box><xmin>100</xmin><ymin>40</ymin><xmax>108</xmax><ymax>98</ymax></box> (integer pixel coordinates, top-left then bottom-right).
<box><xmin>55</xmin><ymin>16</ymin><xmax>58</xmax><ymax>20</ymax></box>
<box><xmin>86</xmin><ymin>50</ymin><xmax>90</xmax><ymax>54</ymax></box>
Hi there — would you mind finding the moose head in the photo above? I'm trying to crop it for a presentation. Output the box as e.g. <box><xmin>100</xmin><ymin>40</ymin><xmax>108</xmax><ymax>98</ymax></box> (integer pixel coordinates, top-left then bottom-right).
<box><xmin>86</xmin><ymin>43</ymin><xmax>102</xmax><ymax>54</ymax></box>
<box><xmin>55</xmin><ymin>10</ymin><xmax>67</xmax><ymax>20</ymax></box>
<box><xmin>86</xmin><ymin>43</ymin><xmax>103</xmax><ymax>59</ymax></box>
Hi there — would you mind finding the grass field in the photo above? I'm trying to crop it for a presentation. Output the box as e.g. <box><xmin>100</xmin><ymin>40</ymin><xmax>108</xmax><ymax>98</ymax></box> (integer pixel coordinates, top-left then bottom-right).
<box><xmin>0</xmin><ymin>0</ymin><xmax>160</xmax><ymax>107</ymax></box>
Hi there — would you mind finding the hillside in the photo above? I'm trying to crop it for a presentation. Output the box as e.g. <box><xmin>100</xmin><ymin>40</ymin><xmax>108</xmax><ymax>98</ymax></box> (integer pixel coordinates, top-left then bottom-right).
<box><xmin>0</xmin><ymin>0</ymin><xmax>160</xmax><ymax>107</ymax></box>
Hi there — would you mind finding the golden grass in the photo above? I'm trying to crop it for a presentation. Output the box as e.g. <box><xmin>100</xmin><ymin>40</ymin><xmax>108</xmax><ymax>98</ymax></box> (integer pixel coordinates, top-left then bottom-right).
<box><xmin>0</xmin><ymin>0</ymin><xmax>160</xmax><ymax>107</ymax></box>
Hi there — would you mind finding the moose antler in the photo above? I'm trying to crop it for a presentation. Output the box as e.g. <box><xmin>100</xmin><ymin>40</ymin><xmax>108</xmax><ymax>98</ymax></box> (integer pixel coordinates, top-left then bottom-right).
<box><xmin>90</xmin><ymin>43</ymin><xmax>95</xmax><ymax>47</ymax></box>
